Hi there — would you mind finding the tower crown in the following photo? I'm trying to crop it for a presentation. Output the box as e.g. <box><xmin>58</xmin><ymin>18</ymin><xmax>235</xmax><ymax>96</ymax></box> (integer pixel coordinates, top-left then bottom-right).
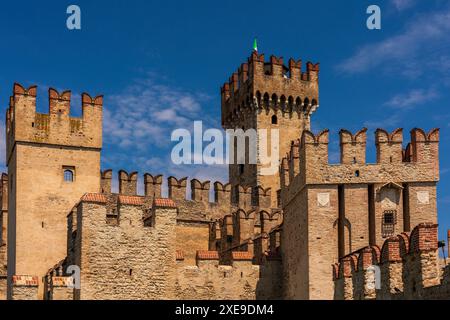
<box><xmin>6</xmin><ymin>83</ymin><xmax>103</xmax><ymax>162</ymax></box>
<box><xmin>221</xmin><ymin>52</ymin><xmax>320</xmax><ymax>128</ymax></box>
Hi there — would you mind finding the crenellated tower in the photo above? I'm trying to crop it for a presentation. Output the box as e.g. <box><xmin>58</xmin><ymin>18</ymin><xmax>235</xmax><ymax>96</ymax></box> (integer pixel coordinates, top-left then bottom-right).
<box><xmin>221</xmin><ymin>51</ymin><xmax>319</xmax><ymax>206</ymax></box>
<box><xmin>5</xmin><ymin>83</ymin><xmax>103</xmax><ymax>297</ymax></box>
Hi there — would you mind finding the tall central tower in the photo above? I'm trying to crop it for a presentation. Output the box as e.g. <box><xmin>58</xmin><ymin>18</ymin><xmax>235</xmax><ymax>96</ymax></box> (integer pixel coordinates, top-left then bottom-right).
<box><xmin>5</xmin><ymin>83</ymin><xmax>103</xmax><ymax>298</ymax></box>
<box><xmin>221</xmin><ymin>51</ymin><xmax>320</xmax><ymax>206</ymax></box>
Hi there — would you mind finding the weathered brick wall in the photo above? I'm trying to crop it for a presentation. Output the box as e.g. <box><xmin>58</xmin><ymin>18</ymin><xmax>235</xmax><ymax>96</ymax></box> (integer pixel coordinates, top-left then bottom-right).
<box><xmin>49</xmin><ymin>277</ymin><xmax>74</xmax><ymax>300</ymax></box>
<box><xmin>334</xmin><ymin>223</ymin><xmax>450</xmax><ymax>300</ymax></box>
<box><xmin>176</xmin><ymin>223</ymin><xmax>210</xmax><ymax>265</ymax></box>
<box><xmin>0</xmin><ymin>275</ymin><xmax>6</xmax><ymax>300</ymax></box>
<box><xmin>306</xmin><ymin>186</ymin><xmax>339</xmax><ymax>300</ymax></box>
<box><xmin>221</xmin><ymin>52</ymin><xmax>319</xmax><ymax>206</ymax></box>
<box><xmin>175</xmin><ymin>254</ymin><xmax>259</xmax><ymax>300</ymax></box>
<box><xmin>256</xmin><ymin>258</ymin><xmax>283</xmax><ymax>300</ymax></box>
<box><xmin>282</xmin><ymin>126</ymin><xmax>439</xmax><ymax>300</ymax></box>
<box><xmin>342</xmin><ymin>184</ymin><xmax>369</xmax><ymax>255</ymax></box>
<box><xmin>5</xmin><ymin>83</ymin><xmax>102</xmax><ymax>296</ymax></box>
<box><xmin>11</xmin><ymin>275</ymin><xmax>39</xmax><ymax>300</ymax></box>
<box><xmin>281</xmin><ymin>188</ymin><xmax>309</xmax><ymax>299</ymax></box>
<box><xmin>73</xmin><ymin>196</ymin><xmax>178</xmax><ymax>300</ymax></box>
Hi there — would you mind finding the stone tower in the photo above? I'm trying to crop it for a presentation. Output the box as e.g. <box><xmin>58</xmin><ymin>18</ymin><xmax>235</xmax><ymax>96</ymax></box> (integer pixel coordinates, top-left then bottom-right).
<box><xmin>5</xmin><ymin>83</ymin><xmax>103</xmax><ymax>297</ymax></box>
<box><xmin>221</xmin><ymin>51</ymin><xmax>319</xmax><ymax>206</ymax></box>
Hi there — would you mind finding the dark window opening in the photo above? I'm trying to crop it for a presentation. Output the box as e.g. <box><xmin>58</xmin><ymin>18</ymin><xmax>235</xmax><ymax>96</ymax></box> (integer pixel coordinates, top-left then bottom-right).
<box><xmin>355</xmin><ymin>170</ymin><xmax>360</xmax><ymax>177</ymax></box>
<box><xmin>239</xmin><ymin>164</ymin><xmax>245</xmax><ymax>175</ymax></box>
<box><xmin>353</xmin><ymin>157</ymin><xmax>357</xmax><ymax>164</ymax></box>
<box><xmin>382</xmin><ymin>210</ymin><xmax>397</xmax><ymax>238</ymax></box>
<box><xmin>271</xmin><ymin>115</ymin><xmax>278</xmax><ymax>125</ymax></box>
<box><xmin>129</xmin><ymin>269</ymin><xmax>133</xmax><ymax>276</ymax></box>
<box><xmin>31</xmin><ymin>122</ymin><xmax>35</xmax><ymax>127</ymax></box>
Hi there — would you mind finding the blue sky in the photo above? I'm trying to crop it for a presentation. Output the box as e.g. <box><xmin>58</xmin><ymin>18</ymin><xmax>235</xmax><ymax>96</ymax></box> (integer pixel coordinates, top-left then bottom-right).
<box><xmin>0</xmin><ymin>0</ymin><xmax>450</xmax><ymax>240</ymax></box>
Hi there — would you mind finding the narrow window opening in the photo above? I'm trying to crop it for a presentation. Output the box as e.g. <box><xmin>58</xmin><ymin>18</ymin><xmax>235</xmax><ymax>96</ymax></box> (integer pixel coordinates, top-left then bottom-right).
<box><xmin>355</xmin><ymin>170</ymin><xmax>360</xmax><ymax>177</ymax></box>
<box><xmin>31</xmin><ymin>122</ymin><xmax>35</xmax><ymax>127</ymax></box>
<box><xmin>353</xmin><ymin>157</ymin><xmax>357</xmax><ymax>164</ymax></box>
<box><xmin>239</xmin><ymin>164</ymin><xmax>245</xmax><ymax>175</ymax></box>
<box><xmin>382</xmin><ymin>210</ymin><xmax>397</xmax><ymax>238</ymax></box>
<box><xmin>129</xmin><ymin>269</ymin><xmax>133</xmax><ymax>276</ymax></box>
<box><xmin>271</xmin><ymin>115</ymin><xmax>278</xmax><ymax>125</ymax></box>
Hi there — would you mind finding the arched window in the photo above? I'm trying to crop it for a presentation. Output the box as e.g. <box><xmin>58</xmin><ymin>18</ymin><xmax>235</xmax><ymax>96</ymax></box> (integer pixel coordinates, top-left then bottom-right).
<box><xmin>64</xmin><ymin>170</ymin><xmax>74</xmax><ymax>182</ymax></box>
<box><xmin>271</xmin><ymin>115</ymin><xmax>278</xmax><ymax>125</ymax></box>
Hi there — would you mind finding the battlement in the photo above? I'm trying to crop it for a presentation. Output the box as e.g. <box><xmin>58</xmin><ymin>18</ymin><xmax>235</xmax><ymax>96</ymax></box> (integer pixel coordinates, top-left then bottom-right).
<box><xmin>281</xmin><ymin>127</ymin><xmax>440</xmax><ymax>196</ymax></box>
<box><xmin>221</xmin><ymin>52</ymin><xmax>320</xmax><ymax>128</ymax></box>
<box><xmin>333</xmin><ymin>223</ymin><xmax>448</xmax><ymax>300</ymax></box>
<box><xmin>100</xmin><ymin>170</ymin><xmax>275</xmax><ymax>212</ymax></box>
<box><xmin>215</xmin><ymin>210</ymin><xmax>283</xmax><ymax>262</ymax></box>
<box><xmin>6</xmin><ymin>83</ymin><xmax>103</xmax><ymax>160</ymax></box>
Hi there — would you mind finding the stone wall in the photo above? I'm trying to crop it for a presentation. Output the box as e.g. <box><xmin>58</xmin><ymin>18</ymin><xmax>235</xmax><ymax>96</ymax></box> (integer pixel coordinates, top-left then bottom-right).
<box><xmin>59</xmin><ymin>193</ymin><xmax>284</xmax><ymax>300</ymax></box>
<box><xmin>71</xmin><ymin>196</ymin><xmax>178</xmax><ymax>300</ymax></box>
<box><xmin>333</xmin><ymin>223</ymin><xmax>450</xmax><ymax>300</ymax></box>
<box><xmin>48</xmin><ymin>277</ymin><xmax>74</xmax><ymax>300</ymax></box>
<box><xmin>221</xmin><ymin>52</ymin><xmax>319</xmax><ymax>206</ymax></box>
<box><xmin>175</xmin><ymin>250</ymin><xmax>282</xmax><ymax>300</ymax></box>
<box><xmin>0</xmin><ymin>275</ymin><xmax>6</xmax><ymax>300</ymax></box>
<box><xmin>176</xmin><ymin>251</ymin><xmax>258</xmax><ymax>300</ymax></box>
<box><xmin>5</xmin><ymin>83</ymin><xmax>102</xmax><ymax>297</ymax></box>
<box><xmin>281</xmin><ymin>127</ymin><xmax>439</xmax><ymax>300</ymax></box>
<box><xmin>10</xmin><ymin>275</ymin><xmax>39</xmax><ymax>300</ymax></box>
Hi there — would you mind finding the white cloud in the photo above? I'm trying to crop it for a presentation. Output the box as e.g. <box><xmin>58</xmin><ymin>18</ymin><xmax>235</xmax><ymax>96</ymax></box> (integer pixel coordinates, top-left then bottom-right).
<box><xmin>104</xmin><ymin>74</ymin><xmax>211</xmax><ymax>151</ymax></box>
<box><xmin>391</xmin><ymin>0</ymin><xmax>416</xmax><ymax>11</ymax></box>
<box><xmin>385</xmin><ymin>88</ymin><xmax>439</xmax><ymax>109</ymax></box>
<box><xmin>364</xmin><ymin>114</ymin><xmax>402</xmax><ymax>129</ymax></box>
<box><xmin>337</xmin><ymin>7</ymin><xmax>450</xmax><ymax>76</ymax></box>
<box><xmin>100</xmin><ymin>73</ymin><xmax>230</xmax><ymax>183</ymax></box>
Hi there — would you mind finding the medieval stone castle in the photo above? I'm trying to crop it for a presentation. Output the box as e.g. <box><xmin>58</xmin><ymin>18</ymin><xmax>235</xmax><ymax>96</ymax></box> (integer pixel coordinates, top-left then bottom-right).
<box><xmin>0</xmin><ymin>51</ymin><xmax>449</xmax><ymax>300</ymax></box>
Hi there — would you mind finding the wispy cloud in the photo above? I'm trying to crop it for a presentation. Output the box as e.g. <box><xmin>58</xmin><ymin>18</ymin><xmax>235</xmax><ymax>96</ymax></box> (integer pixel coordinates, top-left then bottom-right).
<box><xmin>102</xmin><ymin>72</ymin><xmax>228</xmax><ymax>182</ymax></box>
<box><xmin>104</xmin><ymin>73</ymin><xmax>211</xmax><ymax>151</ymax></box>
<box><xmin>391</xmin><ymin>0</ymin><xmax>416</xmax><ymax>11</ymax></box>
<box><xmin>364</xmin><ymin>114</ymin><xmax>402</xmax><ymax>129</ymax></box>
<box><xmin>385</xmin><ymin>88</ymin><xmax>439</xmax><ymax>109</ymax></box>
<box><xmin>337</xmin><ymin>6</ymin><xmax>450</xmax><ymax>77</ymax></box>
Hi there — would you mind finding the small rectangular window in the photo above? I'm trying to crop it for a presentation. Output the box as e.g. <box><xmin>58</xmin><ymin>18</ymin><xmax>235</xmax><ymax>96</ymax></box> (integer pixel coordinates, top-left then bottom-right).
<box><xmin>63</xmin><ymin>166</ymin><xmax>75</xmax><ymax>183</ymax></box>
<box><xmin>382</xmin><ymin>210</ymin><xmax>397</xmax><ymax>238</ymax></box>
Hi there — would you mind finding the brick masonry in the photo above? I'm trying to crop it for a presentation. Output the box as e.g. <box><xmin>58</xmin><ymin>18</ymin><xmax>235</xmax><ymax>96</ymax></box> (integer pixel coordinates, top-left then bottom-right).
<box><xmin>0</xmin><ymin>51</ymin><xmax>448</xmax><ymax>301</ymax></box>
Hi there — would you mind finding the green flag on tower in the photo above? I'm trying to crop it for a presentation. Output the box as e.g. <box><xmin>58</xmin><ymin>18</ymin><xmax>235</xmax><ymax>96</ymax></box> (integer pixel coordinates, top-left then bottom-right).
<box><xmin>253</xmin><ymin>38</ymin><xmax>258</xmax><ymax>52</ymax></box>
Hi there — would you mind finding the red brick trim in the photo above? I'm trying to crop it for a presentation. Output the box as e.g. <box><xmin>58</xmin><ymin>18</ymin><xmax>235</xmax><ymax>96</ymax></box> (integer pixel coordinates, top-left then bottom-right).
<box><xmin>196</xmin><ymin>251</ymin><xmax>219</xmax><ymax>260</ymax></box>
<box><xmin>12</xmin><ymin>275</ymin><xmax>39</xmax><ymax>286</ymax></box>
<box><xmin>52</xmin><ymin>276</ymin><xmax>73</xmax><ymax>287</ymax></box>
<box><xmin>153</xmin><ymin>198</ymin><xmax>177</xmax><ymax>208</ymax></box>
<box><xmin>232</xmin><ymin>251</ymin><xmax>253</xmax><ymax>261</ymax></box>
<box><xmin>118</xmin><ymin>195</ymin><xmax>143</xmax><ymax>206</ymax></box>
<box><xmin>410</xmin><ymin>223</ymin><xmax>438</xmax><ymax>253</ymax></box>
<box><xmin>80</xmin><ymin>193</ymin><xmax>107</xmax><ymax>204</ymax></box>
